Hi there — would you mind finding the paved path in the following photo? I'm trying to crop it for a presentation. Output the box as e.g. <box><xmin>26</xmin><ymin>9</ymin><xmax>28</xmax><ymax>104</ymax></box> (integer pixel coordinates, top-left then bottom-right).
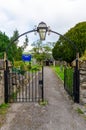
<box><xmin>1</xmin><ymin>67</ymin><xmax>86</xmax><ymax>130</ymax></box>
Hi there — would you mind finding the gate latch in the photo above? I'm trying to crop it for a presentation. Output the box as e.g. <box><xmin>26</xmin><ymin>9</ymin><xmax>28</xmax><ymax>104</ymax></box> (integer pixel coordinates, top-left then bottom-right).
<box><xmin>39</xmin><ymin>80</ymin><xmax>43</xmax><ymax>85</ymax></box>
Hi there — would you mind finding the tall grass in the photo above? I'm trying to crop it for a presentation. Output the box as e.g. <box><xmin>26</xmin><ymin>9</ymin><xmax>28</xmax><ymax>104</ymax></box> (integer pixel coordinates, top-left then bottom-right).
<box><xmin>52</xmin><ymin>65</ymin><xmax>74</xmax><ymax>96</ymax></box>
<box><xmin>64</xmin><ymin>67</ymin><xmax>74</xmax><ymax>96</ymax></box>
<box><xmin>52</xmin><ymin>66</ymin><xmax>64</xmax><ymax>81</ymax></box>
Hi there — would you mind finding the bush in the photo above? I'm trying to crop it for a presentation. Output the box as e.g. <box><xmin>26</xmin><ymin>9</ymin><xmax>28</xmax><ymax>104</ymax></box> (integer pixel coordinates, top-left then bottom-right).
<box><xmin>14</xmin><ymin>61</ymin><xmax>24</xmax><ymax>68</ymax></box>
<box><xmin>31</xmin><ymin>65</ymin><xmax>40</xmax><ymax>71</ymax></box>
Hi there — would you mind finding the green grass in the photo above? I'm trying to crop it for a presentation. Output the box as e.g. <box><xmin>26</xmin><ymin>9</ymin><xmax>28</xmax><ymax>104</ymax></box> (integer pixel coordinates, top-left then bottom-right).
<box><xmin>0</xmin><ymin>103</ymin><xmax>10</xmax><ymax>127</ymax></box>
<box><xmin>76</xmin><ymin>108</ymin><xmax>84</xmax><ymax>114</ymax></box>
<box><xmin>0</xmin><ymin>103</ymin><xmax>10</xmax><ymax>115</ymax></box>
<box><xmin>52</xmin><ymin>66</ymin><xmax>64</xmax><ymax>81</ymax></box>
<box><xmin>52</xmin><ymin>66</ymin><xmax>73</xmax><ymax>94</ymax></box>
<box><xmin>39</xmin><ymin>100</ymin><xmax>48</xmax><ymax>106</ymax></box>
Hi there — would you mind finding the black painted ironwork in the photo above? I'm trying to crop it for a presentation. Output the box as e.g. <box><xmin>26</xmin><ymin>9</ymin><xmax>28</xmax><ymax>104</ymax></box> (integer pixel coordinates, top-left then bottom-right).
<box><xmin>64</xmin><ymin>59</ymin><xmax>80</xmax><ymax>103</ymax></box>
<box><xmin>64</xmin><ymin>67</ymin><xmax>74</xmax><ymax>97</ymax></box>
<box><xmin>4</xmin><ymin>22</ymin><xmax>80</xmax><ymax>104</ymax></box>
<box><xmin>4</xmin><ymin>64</ymin><xmax>44</xmax><ymax>103</ymax></box>
<box><xmin>73</xmin><ymin>59</ymin><xmax>80</xmax><ymax>103</ymax></box>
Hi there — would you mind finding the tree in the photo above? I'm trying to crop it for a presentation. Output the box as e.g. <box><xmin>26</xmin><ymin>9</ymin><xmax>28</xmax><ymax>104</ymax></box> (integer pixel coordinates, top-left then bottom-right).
<box><xmin>52</xmin><ymin>22</ymin><xmax>86</xmax><ymax>63</ymax></box>
<box><xmin>10</xmin><ymin>29</ymin><xmax>19</xmax><ymax>45</ymax></box>
<box><xmin>15</xmin><ymin>47</ymin><xmax>23</xmax><ymax>61</ymax></box>
<box><xmin>31</xmin><ymin>40</ymin><xmax>52</xmax><ymax>64</ymax></box>
<box><xmin>0</xmin><ymin>29</ymin><xmax>29</xmax><ymax>62</ymax></box>
<box><xmin>8</xmin><ymin>29</ymin><xmax>20</xmax><ymax>62</ymax></box>
<box><xmin>9</xmin><ymin>30</ymin><xmax>28</xmax><ymax>61</ymax></box>
<box><xmin>0</xmin><ymin>32</ymin><xmax>10</xmax><ymax>58</ymax></box>
<box><xmin>22</xmin><ymin>35</ymin><xmax>29</xmax><ymax>50</ymax></box>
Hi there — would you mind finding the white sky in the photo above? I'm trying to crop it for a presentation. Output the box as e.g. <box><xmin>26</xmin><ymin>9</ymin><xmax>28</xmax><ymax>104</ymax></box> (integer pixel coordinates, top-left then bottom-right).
<box><xmin>0</xmin><ymin>0</ymin><xmax>86</xmax><ymax>51</ymax></box>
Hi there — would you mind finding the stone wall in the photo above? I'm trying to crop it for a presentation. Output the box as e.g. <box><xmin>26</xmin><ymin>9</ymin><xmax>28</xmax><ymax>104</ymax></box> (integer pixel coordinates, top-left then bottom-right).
<box><xmin>80</xmin><ymin>61</ymin><xmax>86</xmax><ymax>104</ymax></box>
<box><xmin>0</xmin><ymin>69</ymin><xmax>4</xmax><ymax>105</ymax></box>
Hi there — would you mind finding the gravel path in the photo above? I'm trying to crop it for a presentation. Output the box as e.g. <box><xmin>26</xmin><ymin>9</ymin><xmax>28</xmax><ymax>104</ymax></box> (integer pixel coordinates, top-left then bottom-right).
<box><xmin>1</xmin><ymin>66</ymin><xmax>86</xmax><ymax>130</ymax></box>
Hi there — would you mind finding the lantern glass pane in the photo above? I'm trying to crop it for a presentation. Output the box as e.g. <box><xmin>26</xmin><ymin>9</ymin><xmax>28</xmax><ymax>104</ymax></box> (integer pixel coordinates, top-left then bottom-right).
<box><xmin>39</xmin><ymin>29</ymin><xmax>46</xmax><ymax>40</ymax></box>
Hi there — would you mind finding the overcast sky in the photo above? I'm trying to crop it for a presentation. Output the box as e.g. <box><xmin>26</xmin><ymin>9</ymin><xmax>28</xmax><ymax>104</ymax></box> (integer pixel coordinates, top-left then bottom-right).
<box><xmin>0</xmin><ymin>0</ymin><xmax>86</xmax><ymax>50</ymax></box>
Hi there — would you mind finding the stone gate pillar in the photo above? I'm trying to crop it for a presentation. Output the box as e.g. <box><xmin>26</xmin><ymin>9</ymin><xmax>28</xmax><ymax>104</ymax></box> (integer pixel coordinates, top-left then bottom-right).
<box><xmin>80</xmin><ymin>61</ymin><xmax>86</xmax><ymax>104</ymax></box>
<box><xmin>0</xmin><ymin>69</ymin><xmax>4</xmax><ymax>105</ymax></box>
